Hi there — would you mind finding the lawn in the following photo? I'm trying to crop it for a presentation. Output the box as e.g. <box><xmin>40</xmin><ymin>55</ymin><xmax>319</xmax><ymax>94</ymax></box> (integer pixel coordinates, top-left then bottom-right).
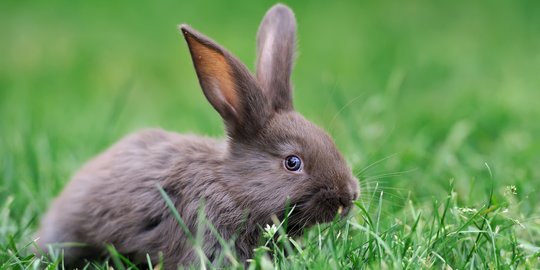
<box><xmin>1</xmin><ymin>0</ymin><xmax>539</xmax><ymax>269</ymax></box>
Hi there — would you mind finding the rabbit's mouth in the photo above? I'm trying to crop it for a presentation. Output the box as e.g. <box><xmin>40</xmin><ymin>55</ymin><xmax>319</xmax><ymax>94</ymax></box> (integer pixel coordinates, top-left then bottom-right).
<box><xmin>314</xmin><ymin>188</ymin><xmax>354</xmax><ymax>217</ymax></box>
<box><xmin>283</xmin><ymin>190</ymin><xmax>354</xmax><ymax>235</ymax></box>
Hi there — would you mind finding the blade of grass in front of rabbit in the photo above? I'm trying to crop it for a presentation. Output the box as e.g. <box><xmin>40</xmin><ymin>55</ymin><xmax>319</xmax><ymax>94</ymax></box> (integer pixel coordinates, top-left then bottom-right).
<box><xmin>105</xmin><ymin>245</ymin><xmax>126</xmax><ymax>270</ymax></box>
<box><xmin>204</xmin><ymin>217</ymin><xmax>240</xmax><ymax>267</ymax></box>
<box><xmin>270</xmin><ymin>213</ymin><xmax>295</xmax><ymax>259</ymax></box>
<box><xmin>194</xmin><ymin>201</ymin><xmax>210</xmax><ymax>269</ymax></box>
<box><xmin>195</xmin><ymin>199</ymin><xmax>239</xmax><ymax>268</ymax></box>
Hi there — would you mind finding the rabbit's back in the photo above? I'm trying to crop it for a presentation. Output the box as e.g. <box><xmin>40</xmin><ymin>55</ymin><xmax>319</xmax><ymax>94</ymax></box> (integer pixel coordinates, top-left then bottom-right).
<box><xmin>37</xmin><ymin>129</ymin><xmax>227</xmax><ymax>265</ymax></box>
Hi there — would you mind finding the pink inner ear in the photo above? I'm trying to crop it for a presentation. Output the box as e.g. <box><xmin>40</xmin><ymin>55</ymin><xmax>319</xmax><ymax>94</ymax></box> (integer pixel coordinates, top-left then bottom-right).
<box><xmin>208</xmin><ymin>79</ymin><xmax>239</xmax><ymax>117</ymax></box>
<box><xmin>186</xmin><ymin>34</ymin><xmax>239</xmax><ymax>111</ymax></box>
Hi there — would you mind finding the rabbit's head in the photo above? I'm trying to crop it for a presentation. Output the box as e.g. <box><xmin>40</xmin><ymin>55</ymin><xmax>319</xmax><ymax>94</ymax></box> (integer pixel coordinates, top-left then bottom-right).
<box><xmin>181</xmin><ymin>4</ymin><xmax>359</xmax><ymax>233</ymax></box>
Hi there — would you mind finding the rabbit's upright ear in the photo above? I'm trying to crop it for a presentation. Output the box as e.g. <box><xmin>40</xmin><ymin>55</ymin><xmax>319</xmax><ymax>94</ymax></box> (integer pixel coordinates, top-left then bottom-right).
<box><xmin>181</xmin><ymin>25</ymin><xmax>270</xmax><ymax>138</ymax></box>
<box><xmin>256</xmin><ymin>4</ymin><xmax>297</xmax><ymax>111</ymax></box>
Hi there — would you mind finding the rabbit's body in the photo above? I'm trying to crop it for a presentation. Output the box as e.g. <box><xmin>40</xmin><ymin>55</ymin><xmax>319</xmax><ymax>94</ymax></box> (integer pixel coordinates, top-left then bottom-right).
<box><xmin>37</xmin><ymin>4</ymin><xmax>360</xmax><ymax>269</ymax></box>
<box><xmin>38</xmin><ymin>130</ymin><xmax>234</xmax><ymax>265</ymax></box>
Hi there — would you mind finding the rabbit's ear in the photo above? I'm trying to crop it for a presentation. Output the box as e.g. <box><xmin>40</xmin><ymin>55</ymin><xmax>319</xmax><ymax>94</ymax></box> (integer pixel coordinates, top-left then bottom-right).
<box><xmin>181</xmin><ymin>25</ymin><xmax>270</xmax><ymax>138</ymax></box>
<box><xmin>256</xmin><ymin>4</ymin><xmax>297</xmax><ymax>111</ymax></box>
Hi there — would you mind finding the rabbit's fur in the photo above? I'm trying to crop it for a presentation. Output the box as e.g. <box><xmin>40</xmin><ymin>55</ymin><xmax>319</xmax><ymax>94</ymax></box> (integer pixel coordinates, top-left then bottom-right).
<box><xmin>36</xmin><ymin>4</ymin><xmax>359</xmax><ymax>268</ymax></box>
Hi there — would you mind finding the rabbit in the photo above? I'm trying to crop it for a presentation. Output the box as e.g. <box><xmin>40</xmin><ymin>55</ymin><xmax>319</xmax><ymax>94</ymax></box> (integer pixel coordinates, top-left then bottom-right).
<box><xmin>35</xmin><ymin>3</ymin><xmax>360</xmax><ymax>269</ymax></box>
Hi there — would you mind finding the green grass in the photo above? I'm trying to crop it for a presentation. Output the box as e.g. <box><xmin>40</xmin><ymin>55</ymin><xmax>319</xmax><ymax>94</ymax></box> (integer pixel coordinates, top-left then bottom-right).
<box><xmin>1</xmin><ymin>0</ymin><xmax>540</xmax><ymax>269</ymax></box>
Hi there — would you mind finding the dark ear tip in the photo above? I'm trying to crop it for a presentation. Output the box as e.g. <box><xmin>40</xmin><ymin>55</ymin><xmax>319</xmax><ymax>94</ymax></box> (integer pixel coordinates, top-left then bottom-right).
<box><xmin>178</xmin><ymin>24</ymin><xmax>193</xmax><ymax>38</ymax></box>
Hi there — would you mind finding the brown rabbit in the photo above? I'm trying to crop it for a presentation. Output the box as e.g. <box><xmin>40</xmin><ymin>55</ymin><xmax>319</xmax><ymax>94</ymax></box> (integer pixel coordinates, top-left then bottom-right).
<box><xmin>36</xmin><ymin>3</ymin><xmax>359</xmax><ymax>269</ymax></box>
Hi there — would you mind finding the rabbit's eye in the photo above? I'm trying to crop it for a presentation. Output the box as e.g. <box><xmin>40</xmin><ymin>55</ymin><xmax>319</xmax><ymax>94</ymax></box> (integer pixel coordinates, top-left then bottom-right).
<box><xmin>284</xmin><ymin>155</ymin><xmax>302</xmax><ymax>171</ymax></box>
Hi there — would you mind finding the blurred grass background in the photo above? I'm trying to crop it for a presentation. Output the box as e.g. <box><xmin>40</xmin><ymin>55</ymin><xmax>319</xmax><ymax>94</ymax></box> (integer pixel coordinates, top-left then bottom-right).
<box><xmin>1</xmin><ymin>0</ymin><xmax>540</xmax><ymax>266</ymax></box>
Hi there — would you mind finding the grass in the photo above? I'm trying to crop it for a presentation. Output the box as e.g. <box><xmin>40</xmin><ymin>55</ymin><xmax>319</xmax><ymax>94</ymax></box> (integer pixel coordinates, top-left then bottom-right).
<box><xmin>1</xmin><ymin>0</ymin><xmax>540</xmax><ymax>269</ymax></box>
